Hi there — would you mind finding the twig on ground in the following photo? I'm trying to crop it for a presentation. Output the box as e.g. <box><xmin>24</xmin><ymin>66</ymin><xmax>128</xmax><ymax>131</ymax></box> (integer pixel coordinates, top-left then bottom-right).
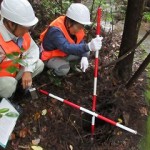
<box><xmin>68</xmin><ymin>115</ymin><xmax>84</xmax><ymax>143</ymax></box>
<box><xmin>18</xmin><ymin>145</ymin><xmax>30</xmax><ymax>149</ymax></box>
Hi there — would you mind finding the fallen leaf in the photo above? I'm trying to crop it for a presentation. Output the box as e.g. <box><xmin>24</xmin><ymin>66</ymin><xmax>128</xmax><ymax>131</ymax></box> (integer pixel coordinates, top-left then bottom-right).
<box><xmin>9</xmin><ymin>133</ymin><xmax>16</xmax><ymax>140</ymax></box>
<box><xmin>138</xmin><ymin>78</ymin><xmax>144</xmax><ymax>81</ymax></box>
<box><xmin>69</xmin><ymin>145</ymin><xmax>73</xmax><ymax>150</ymax></box>
<box><xmin>19</xmin><ymin>128</ymin><xmax>28</xmax><ymax>138</ymax></box>
<box><xmin>112</xmin><ymin>44</ymin><xmax>115</xmax><ymax>48</ymax></box>
<box><xmin>32</xmin><ymin>127</ymin><xmax>37</xmax><ymax>133</ymax></box>
<box><xmin>117</xmin><ymin>118</ymin><xmax>123</xmax><ymax>124</ymax></box>
<box><xmin>41</xmin><ymin>109</ymin><xmax>47</xmax><ymax>116</ymax></box>
<box><xmin>117</xmin><ymin>131</ymin><xmax>122</xmax><ymax>136</ymax></box>
<box><xmin>139</xmin><ymin>107</ymin><xmax>148</xmax><ymax>116</ymax></box>
<box><xmin>34</xmin><ymin>112</ymin><xmax>41</xmax><ymax>121</ymax></box>
<box><xmin>32</xmin><ymin>138</ymin><xmax>40</xmax><ymax>145</ymax></box>
<box><xmin>31</xmin><ymin>146</ymin><xmax>43</xmax><ymax>150</ymax></box>
<box><xmin>47</xmin><ymin>109</ymin><xmax>53</xmax><ymax>117</ymax></box>
<box><xmin>41</xmin><ymin>126</ymin><xmax>47</xmax><ymax>133</ymax></box>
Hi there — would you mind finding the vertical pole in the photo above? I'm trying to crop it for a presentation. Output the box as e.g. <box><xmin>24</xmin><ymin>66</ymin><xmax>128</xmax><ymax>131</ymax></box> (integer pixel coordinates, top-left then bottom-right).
<box><xmin>91</xmin><ymin>7</ymin><xmax>102</xmax><ymax>139</ymax></box>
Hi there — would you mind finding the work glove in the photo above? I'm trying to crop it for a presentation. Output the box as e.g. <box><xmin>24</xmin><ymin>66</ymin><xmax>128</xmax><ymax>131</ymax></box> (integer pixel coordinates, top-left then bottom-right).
<box><xmin>88</xmin><ymin>36</ymin><xmax>103</xmax><ymax>51</ymax></box>
<box><xmin>80</xmin><ymin>57</ymin><xmax>89</xmax><ymax>72</ymax></box>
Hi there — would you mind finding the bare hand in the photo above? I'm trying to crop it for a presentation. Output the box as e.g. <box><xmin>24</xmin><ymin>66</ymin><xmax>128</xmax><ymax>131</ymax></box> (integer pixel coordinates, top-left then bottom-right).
<box><xmin>22</xmin><ymin>72</ymin><xmax>32</xmax><ymax>89</ymax></box>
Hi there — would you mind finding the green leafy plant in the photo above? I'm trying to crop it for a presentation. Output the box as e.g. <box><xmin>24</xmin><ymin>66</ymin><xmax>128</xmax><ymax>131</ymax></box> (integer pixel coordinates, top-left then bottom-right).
<box><xmin>6</xmin><ymin>66</ymin><xmax>19</xmax><ymax>74</ymax></box>
<box><xmin>0</xmin><ymin>45</ymin><xmax>26</xmax><ymax>73</ymax></box>
<box><xmin>5</xmin><ymin>112</ymin><xmax>19</xmax><ymax>117</ymax></box>
<box><xmin>0</xmin><ymin>108</ymin><xmax>9</xmax><ymax>113</ymax></box>
<box><xmin>29</xmin><ymin>0</ymin><xmax>73</xmax><ymax>39</ymax></box>
<box><xmin>31</xmin><ymin>0</ymin><xmax>72</xmax><ymax>26</ymax></box>
<box><xmin>143</xmin><ymin>12</ymin><xmax>150</xmax><ymax>22</ymax></box>
<box><xmin>4</xmin><ymin>52</ymin><xmax>25</xmax><ymax>74</ymax></box>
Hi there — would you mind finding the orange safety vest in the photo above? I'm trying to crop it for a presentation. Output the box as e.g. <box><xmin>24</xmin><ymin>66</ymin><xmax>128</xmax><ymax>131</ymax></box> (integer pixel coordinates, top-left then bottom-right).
<box><xmin>40</xmin><ymin>16</ymin><xmax>85</xmax><ymax>61</ymax></box>
<box><xmin>0</xmin><ymin>33</ymin><xmax>31</xmax><ymax>77</ymax></box>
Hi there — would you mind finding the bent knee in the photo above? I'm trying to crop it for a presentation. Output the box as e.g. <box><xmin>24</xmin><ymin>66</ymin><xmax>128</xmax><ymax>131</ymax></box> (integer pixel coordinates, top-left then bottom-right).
<box><xmin>0</xmin><ymin>77</ymin><xmax>17</xmax><ymax>98</ymax></box>
<box><xmin>55</xmin><ymin>63</ymin><xmax>70</xmax><ymax>76</ymax></box>
<box><xmin>36</xmin><ymin>59</ymin><xmax>44</xmax><ymax>73</ymax></box>
<box><xmin>32</xmin><ymin>59</ymin><xmax>44</xmax><ymax>78</ymax></box>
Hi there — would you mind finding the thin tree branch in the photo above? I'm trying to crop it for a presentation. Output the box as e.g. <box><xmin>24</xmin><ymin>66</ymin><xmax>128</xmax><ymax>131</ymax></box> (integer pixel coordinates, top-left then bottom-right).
<box><xmin>102</xmin><ymin>30</ymin><xmax>150</xmax><ymax>68</ymax></box>
<box><xmin>126</xmin><ymin>53</ymin><xmax>150</xmax><ymax>88</ymax></box>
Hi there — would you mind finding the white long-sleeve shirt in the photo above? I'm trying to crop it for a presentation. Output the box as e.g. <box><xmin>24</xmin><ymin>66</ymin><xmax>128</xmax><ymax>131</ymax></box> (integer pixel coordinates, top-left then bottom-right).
<box><xmin>0</xmin><ymin>20</ymin><xmax>39</xmax><ymax>73</ymax></box>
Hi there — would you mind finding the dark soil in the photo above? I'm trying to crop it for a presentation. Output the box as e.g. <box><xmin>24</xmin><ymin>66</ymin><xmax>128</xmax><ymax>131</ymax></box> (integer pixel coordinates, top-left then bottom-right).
<box><xmin>3</xmin><ymin>32</ymin><xmax>148</xmax><ymax>150</ymax></box>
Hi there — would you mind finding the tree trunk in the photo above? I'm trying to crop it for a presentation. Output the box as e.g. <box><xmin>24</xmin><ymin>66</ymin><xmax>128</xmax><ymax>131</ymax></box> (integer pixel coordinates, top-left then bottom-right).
<box><xmin>146</xmin><ymin>0</ymin><xmax>150</xmax><ymax>7</ymax></box>
<box><xmin>113</xmin><ymin>0</ymin><xmax>145</xmax><ymax>82</ymax></box>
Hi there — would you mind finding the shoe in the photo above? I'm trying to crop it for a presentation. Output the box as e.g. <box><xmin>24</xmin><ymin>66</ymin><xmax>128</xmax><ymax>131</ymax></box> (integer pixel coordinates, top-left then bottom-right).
<box><xmin>70</xmin><ymin>62</ymin><xmax>82</xmax><ymax>73</ymax></box>
<box><xmin>74</xmin><ymin>65</ymin><xmax>82</xmax><ymax>72</ymax></box>
<box><xmin>47</xmin><ymin>69</ymin><xmax>58</xmax><ymax>76</ymax></box>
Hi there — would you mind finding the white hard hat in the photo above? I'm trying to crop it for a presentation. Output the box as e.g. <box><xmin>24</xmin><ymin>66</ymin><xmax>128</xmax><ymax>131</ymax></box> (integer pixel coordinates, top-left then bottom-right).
<box><xmin>1</xmin><ymin>0</ymin><xmax>38</xmax><ymax>27</ymax></box>
<box><xmin>66</xmin><ymin>3</ymin><xmax>92</xmax><ymax>25</ymax></box>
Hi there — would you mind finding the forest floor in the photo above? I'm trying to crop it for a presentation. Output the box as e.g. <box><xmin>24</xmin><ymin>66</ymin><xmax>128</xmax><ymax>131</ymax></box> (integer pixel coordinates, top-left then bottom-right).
<box><xmin>3</xmin><ymin>30</ymin><xmax>149</xmax><ymax>150</ymax></box>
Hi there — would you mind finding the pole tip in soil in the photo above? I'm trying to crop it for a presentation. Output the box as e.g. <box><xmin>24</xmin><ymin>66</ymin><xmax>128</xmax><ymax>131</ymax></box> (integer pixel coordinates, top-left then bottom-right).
<box><xmin>90</xmin><ymin>137</ymin><xmax>94</xmax><ymax>143</ymax></box>
<box><xmin>137</xmin><ymin>132</ymin><xmax>143</xmax><ymax>137</ymax></box>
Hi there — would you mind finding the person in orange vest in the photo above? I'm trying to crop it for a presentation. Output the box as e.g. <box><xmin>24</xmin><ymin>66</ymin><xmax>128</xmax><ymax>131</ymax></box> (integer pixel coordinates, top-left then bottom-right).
<box><xmin>40</xmin><ymin>3</ymin><xmax>103</xmax><ymax>76</ymax></box>
<box><xmin>0</xmin><ymin>0</ymin><xmax>44</xmax><ymax>99</ymax></box>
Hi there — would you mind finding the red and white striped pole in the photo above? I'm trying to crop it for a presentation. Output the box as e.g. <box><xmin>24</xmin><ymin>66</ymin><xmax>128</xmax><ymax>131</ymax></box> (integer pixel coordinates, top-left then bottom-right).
<box><xmin>91</xmin><ymin>7</ymin><xmax>102</xmax><ymax>138</ymax></box>
<box><xmin>39</xmin><ymin>89</ymin><xmax>139</xmax><ymax>135</ymax></box>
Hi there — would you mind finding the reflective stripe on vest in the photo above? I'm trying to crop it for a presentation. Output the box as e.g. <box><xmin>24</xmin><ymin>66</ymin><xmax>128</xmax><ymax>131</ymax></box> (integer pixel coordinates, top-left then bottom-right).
<box><xmin>0</xmin><ymin>32</ymin><xmax>31</xmax><ymax>77</ymax></box>
<box><xmin>40</xmin><ymin>16</ymin><xmax>85</xmax><ymax>61</ymax></box>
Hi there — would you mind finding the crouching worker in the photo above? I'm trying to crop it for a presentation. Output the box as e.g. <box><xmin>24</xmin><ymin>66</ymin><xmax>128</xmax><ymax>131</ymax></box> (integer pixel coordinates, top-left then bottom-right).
<box><xmin>40</xmin><ymin>3</ymin><xmax>103</xmax><ymax>76</ymax></box>
<box><xmin>0</xmin><ymin>0</ymin><xmax>44</xmax><ymax>99</ymax></box>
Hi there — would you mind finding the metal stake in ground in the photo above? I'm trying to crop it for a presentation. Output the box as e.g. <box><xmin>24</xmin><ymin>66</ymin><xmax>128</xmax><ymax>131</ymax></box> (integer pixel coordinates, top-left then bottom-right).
<box><xmin>91</xmin><ymin>7</ymin><xmax>102</xmax><ymax>139</ymax></box>
<box><xmin>39</xmin><ymin>89</ymin><xmax>141</xmax><ymax>136</ymax></box>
